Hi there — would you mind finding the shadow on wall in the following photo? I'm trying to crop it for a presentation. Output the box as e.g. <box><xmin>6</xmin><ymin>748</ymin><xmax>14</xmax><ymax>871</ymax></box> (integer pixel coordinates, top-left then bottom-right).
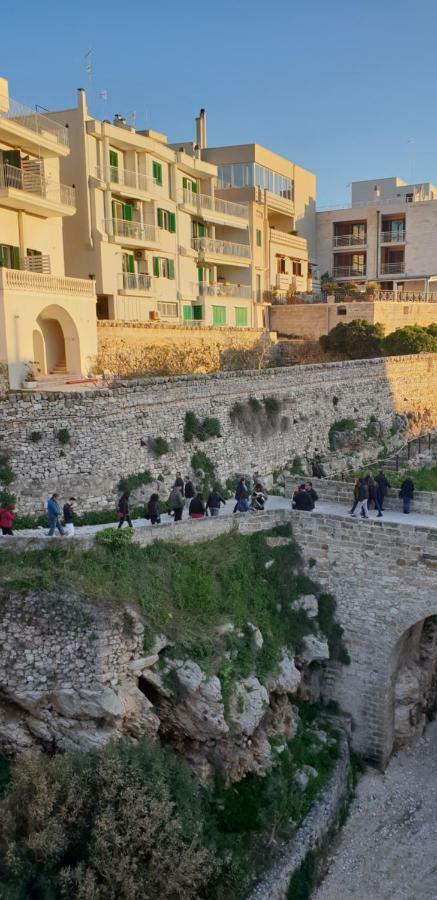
<box><xmin>384</xmin><ymin>354</ymin><xmax>437</xmax><ymax>435</ymax></box>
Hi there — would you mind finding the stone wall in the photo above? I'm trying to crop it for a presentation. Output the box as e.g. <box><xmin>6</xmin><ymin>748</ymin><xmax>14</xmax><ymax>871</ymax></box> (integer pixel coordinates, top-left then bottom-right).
<box><xmin>270</xmin><ymin>300</ymin><xmax>437</xmax><ymax>340</ymax></box>
<box><xmin>2</xmin><ymin>353</ymin><xmax>437</xmax><ymax>515</ymax></box>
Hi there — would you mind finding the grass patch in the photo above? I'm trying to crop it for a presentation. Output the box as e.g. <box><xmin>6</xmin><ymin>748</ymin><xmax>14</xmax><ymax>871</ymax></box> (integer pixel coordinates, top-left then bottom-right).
<box><xmin>148</xmin><ymin>436</ymin><xmax>169</xmax><ymax>457</ymax></box>
<box><xmin>117</xmin><ymin>470</ymin><xmax>152</xmax><ymax>493</ymax></box>
<box><xmin>184</xmin><ymin>412</ymin><xmax>221</xmax><ymax>443</ymax></box>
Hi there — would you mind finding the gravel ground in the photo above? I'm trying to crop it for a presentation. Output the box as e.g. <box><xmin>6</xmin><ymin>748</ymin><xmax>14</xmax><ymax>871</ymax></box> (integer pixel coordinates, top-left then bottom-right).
<box><xmin>313</xmin><ymin>720</ymin><xmax>437</xmax><ymax>900</ymax></box>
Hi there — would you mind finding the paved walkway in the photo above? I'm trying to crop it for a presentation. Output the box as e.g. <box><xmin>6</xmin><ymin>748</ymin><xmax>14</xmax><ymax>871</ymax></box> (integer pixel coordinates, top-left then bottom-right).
<box><xmin>7</xmin><ymin>496</ymin><xmax>437</xmax><ymax>540</ymax></box>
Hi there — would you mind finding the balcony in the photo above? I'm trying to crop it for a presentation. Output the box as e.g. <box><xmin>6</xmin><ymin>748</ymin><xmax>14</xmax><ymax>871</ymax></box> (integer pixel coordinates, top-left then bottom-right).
<box><xmin>95</xmin><ymin>165</ymin><xmax>151</xmax><ymax>195</ymax></box>
<box><xmin>0</xmin><ymin>96</ymin><xmax>69</xmax><ymax>157</ymax></box>
<box><xmin>380</xmin><ymin>261</ymin><xmax>405</xmax><ymax>275</ymax></box>
<box><xmin>104</xmin><ymin>218</ymin><xmax>157</xmax><ymax>245</ymax></box>
<box><xmin>380</xmin><ymin>231</ymin><xmax>406</xmax><ymax>244</ymax></box>
<box><xmin>332</xmin><ymin>266</ymin><xmax>367</xmax><ymax>279</ymax></box>
<box><xmin>0</xmin><ymin>163</ymin><xmax>76</xmax><ymax>216</ymax></box>
<box><xmin>193</xmin><ymin>281</ymin><xmax>252</xmax><ymax>299</ymax></box>
<box><xmin>333</xmin><ymin>234</ymin><xmax>367</xmax><ymax>247</ymax></box>
<box><xmin>22</xmin><ymin>254</ymin><xmax>51</xmax><ymax>274</ymax></box>
<box><xmin>0</xmin><ymin>267</ymin><xmax>95</xmax><ymax>297</ymax></box>
<box><xmin>179</xmin><ymin>188</ymin><xmax>249</xmax><ymax>225</ymax></box>
<box><xmin>192</xmin><ymin>236</ymin><xmax>251</xmax><ymax>262</ymax></box>
<box><xmin>118</xmin><ymin>272</ymin><xmax>153</xmax><ymax>294</ymax></box>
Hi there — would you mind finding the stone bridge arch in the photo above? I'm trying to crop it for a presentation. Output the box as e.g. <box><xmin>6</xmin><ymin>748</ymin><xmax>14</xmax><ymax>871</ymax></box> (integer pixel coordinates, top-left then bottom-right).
<box><xmin>291</xmin><ymin>511</ymin><xmax>437</xmax><ymax>766</ymax></box>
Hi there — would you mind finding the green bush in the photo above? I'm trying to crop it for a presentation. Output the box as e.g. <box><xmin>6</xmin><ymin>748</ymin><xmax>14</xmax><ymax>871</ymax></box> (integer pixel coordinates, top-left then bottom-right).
<box><xmin>328</xmin><ymin>418</ymin><xmax>357</xmax><ymax>450</ymax></box>
<box><xmin>56</xmin><ymin>428</ymin><xmax>70</xmax><ymax>445</ymax></box>
<box><xmin>117</xmin><ymin>471</ymin><xmax>152</xmax><ymax>493</ymax></box>
<box><xmin>184</xmin><ymin>412</ymin><xmax>221</xmax><ymax>442</ymax></box>
<box><xmin>30</xmin><ymin>431</ymin><xmax>42</xmax><ymax>443</ymax></box>
<box><xmin>95</xmin><ymin>527</ymin><xmax>133</xmax><ymax>550</ymax></box>
<box><xmin>320</xmin><ymin>320</ymin><xmax>385</xmax><ymax>359</ymax></box>
<box><xmin>148</xmin><ymin>436</ymin><xmax>169</xmax><ymax>457</ymax></box>
<box><xmin>0</xmin><ymin>490</ymin><xmax>16</xmax><ymax>508</ymax></box>
<box><xmin>383</xmin><ymin>325</ymin><xmax>437</xmax><ymax>356</ymax></box>
<box><xmin>289</xmin><ymin>455</ymin><xmax>304</xmax><ymax>475</ymax></box>
<box><xmin>0</xmin><ymin>455</ymin><xmax>15</xmax><ymax>486</ymax></box>
<box><xmin>191</xmin><ymin>450</ymin><xmax>216</xmax><ymax>495</ymax></box>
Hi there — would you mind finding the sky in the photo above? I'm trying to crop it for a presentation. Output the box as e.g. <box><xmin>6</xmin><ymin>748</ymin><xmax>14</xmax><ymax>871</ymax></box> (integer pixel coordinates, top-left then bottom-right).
<box><xmin>3</xmin><ymin>0</ymin><xmax>437</xmax><ymax>206</ymax></box>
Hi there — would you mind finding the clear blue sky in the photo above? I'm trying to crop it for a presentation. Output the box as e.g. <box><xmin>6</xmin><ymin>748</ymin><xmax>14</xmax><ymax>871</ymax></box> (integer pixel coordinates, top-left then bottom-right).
<box><xmin>3</xmin><ymin>0</ymin><xmax>437</xmax><ymax>205</ymax></box>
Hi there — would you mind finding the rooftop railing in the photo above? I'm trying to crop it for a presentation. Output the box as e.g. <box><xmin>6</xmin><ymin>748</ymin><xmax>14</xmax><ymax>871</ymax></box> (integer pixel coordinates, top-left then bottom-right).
<box><xmin>0</xmin><ymin>97</ymin><xmax>69</xmax><ymax>146</ymax></box>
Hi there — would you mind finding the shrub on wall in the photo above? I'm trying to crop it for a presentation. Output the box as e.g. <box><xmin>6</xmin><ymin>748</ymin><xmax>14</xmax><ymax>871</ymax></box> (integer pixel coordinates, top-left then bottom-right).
<box><xmin>148</xmin><ymin>436</ymin><xmax>169</xmax><ymax>457</ymax></box>
<box><xmin>30</xmin><ymin>431</ymin><xmax>42</xmax><ymax>443</ymax></box>
<box><xmin>230</xmin><ymin>395</ymin><xmax>286</xmax><ymax>436</ymax></box>
<box><xmin>184</xmin><ymin>412</ymin><xmax>221</xmax><ymax>443</ymax></box>
<box><xmin>118</xmin><ymin>471</ymin><xmax>152</xmax><ymax>493</ymax></box>
<box><xmin>0</xmin><ymin>455</ymin><xmax>15</xmax><ymax>486</ymax></box>
<box><xmin>56</xmin><ymin>428</ymin><xmax>70</xmax><ymax>445</ymax></box>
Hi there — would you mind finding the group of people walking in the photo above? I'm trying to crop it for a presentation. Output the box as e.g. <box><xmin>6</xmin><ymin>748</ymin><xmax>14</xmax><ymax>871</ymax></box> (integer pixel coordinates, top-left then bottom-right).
<box><xmin>349</xmin><ymin>471</ymin><xmax>414</xmax><ymax>518</ymax></box>
<box><xmin>292</xmin><ymin>482</ymin><xmax>318</xmax><ymax>511</ymax></box>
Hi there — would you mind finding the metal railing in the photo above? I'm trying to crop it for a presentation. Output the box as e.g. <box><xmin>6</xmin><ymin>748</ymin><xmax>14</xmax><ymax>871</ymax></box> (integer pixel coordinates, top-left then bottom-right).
<box><xmin>380</xmin><ymin>231</ymin><xmax>406</xmax><ymax>243</ymax></box>
<box><xmin>193</xmin><ymin>281</ymin><xmax>252</xmax><ymax>299</ymax></box>
<box><xmin>0</xmin><ymin>267</ymin><xmax>94</xmax><ymax>296</ymax></box>
<box><xmin>373</xmin><ymin>289</ymin><xmax>437</xmax><ymax>303</ymax></box>
<box><xmin>179</xmin><ymin>188</ymin><xmax>249</xmax><ymax>220</ymax></box>
<box><xmin>95</xmin><ymin>165</ymin><xmax>150</xmax><ymax>193</ymax></box>
<box><xmin>318</xmin><ymin>191</ymin><xmax>436</xmax><ymax>212</ymax></box>
<box><xmin>0</xmin><ymin>97</ymin><xmax>69</xmax><ymax>146</ymax></box>
<box><xmin>332</xmin><ymin>266</ymin><xmax>367</xmax><ymax>278</ymax></box>
<box><xmin>119</xmin><ymin>272</ymin><xmax>152</xmax><ymax>292</ymax></box>
<box><xmin>21</xmin><ymin>254</ymin><xmax>51</xmax><ymax>274</ymax></box>
<box><xmin>192</xmin><ymin>236</ymin><xmax>251</xmax><ymax>258</ymax></box>
<box><xmin>333</xmin><ymin>233</ymin><xmax>367</xmax><ymax>247</ymax></box>
<box><xmin>380</xmin><ymin>261</ymin><xmax>405</xmax><ymax>275</ymax></box>
<box><xmin>104</xmin><ymin>218</ymin><xmax>157</xmax><ymax>242</ymax></box>
<box><xmin>0</xmin><ymin>163</ymin><xmax>75</xmax><ymax>206</ymax></box>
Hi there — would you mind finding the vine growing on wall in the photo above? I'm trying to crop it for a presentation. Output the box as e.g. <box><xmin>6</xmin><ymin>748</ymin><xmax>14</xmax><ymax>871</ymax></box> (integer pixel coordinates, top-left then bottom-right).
<box><xmin>229</xmin><ymin>396</ymin><xmax>289</xmax><ymax>436</ymax></box>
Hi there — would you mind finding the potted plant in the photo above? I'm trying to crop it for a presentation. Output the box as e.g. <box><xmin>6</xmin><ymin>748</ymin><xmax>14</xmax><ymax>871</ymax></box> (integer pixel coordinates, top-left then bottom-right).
<box><xmin>22</xmin><ymin>361</ymin><xmax>38</xmax><ymax>389</ymax></box>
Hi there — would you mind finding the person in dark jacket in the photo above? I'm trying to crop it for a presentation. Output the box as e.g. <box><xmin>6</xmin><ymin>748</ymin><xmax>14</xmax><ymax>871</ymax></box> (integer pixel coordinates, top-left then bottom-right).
<box><xmin>184</xmin><ymin>476</ymin><xmax>195</xmax><ymax>508</ymax></box>
<box><xmin>233</xmin><ymin>477</ymin><xmax>250</xmax><ymax>513</ymax></box>
<box><xmin>174</xmin><ymin>472</ymin><xmax>184</xmax><ymax>490</ymax></box>
<box><xmin>292</xmin><ymin>484</ymin><xmax>314</xmax><ymax>511</ymax></box>
<box><xmin>349</xmin><ymin>478</ymin><xmax>361</xmax><ymax>516</ymax></box>
<box><xmin>251</xmin><ymin>483</ymin><xmax>267</xmax><ymax>511</ymax></box>
<box><xmin>189</xmin><ymin>492</ymin><xmax>206</xmax><ymax>519</ymax></box>
<box><xmin>118</xmin><ymin>491</ymin><xmax>133</xmax><ymax>528</ymax></box>
<box><xmin>365</xmin><ymin>475</ymin><xmax>382</xmax><ymax>517</ymax></box>
<box><xmin>399</xmin><ymin>476</ymin><xmax>414</xmax><ymax>514</ymax></box>
<box><xmin>47</xmin><ymin>493</ymin><xmax>64</xmax><ymax>536</ymax></box>
<box><xmin>351</xmin><ymin>478</ymin><xmax>369</xmax><ymax>519</ymax></box>
<box><xmin>146</xmin><ymin>493</ymin><xmax>161</xmax><ymax>525</ymax></box>
<box><xmin>206</xmin><ymin>485</ymin><xmax>226</xmax><ymax>517</ymax></box>
<box><xmin>63</xmin><ymin>497</ymin><xmax>77</xmax><ymax>537</ymax></box>
<box><xmin>305</xmin><ymin>482</ymin><xmax>318</xmax><ymax>506</ymax></box>
<box><xmin>168</xmin><ymin>486</ymin><xmax>184</xmax><ymax>522</ymax></box>
<box><xmin>375</xmin><ymin>470</ymin><xmax>390</xmax><ymax>510</ymax></box>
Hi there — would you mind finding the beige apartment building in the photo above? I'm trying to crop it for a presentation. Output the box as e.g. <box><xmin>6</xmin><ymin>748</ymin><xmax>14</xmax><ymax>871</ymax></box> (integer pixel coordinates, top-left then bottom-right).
<box><xmin>50</xmin><ymin>92</ymin><xmax>260</xmax><ymax>329</ymax></box>
<box><xmin>317</xmin><ymin>177</ymin><xmax>437</xmax><ymax>293</ymax></box>
<box><xmin>0</xmin><ymin>77</ymin><xmax>96</xmax><ymax>389</ymax></box>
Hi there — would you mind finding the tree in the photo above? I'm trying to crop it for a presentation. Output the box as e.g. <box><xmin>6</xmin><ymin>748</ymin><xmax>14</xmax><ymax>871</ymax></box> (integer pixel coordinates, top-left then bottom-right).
<box><xmin>383</xmin><ymin>325</ymin><xmax>437</xmax><ymax>357</ymax></box>
<box><xmin>320</xmin><ymin>320</ymin><xmax>385</xmax><ymax>359</ymax></box>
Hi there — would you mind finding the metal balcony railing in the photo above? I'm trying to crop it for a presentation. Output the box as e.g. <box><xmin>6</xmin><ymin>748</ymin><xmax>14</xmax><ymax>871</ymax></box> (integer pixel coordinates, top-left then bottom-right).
<box><xmin>380</xmin><ymin>231</ymin><xmax>406</xmax><ymax>243</ymax></box>
<box><xmin>96</xmin><ymin>165</ymin><xmax>150</xmax><ymax>193</ymax></box>
<box><xmin>380</xmin><ymin>261</ymin><xmax>405</xmax><ymax>275</ymax></box>
<box><xmin>333</xmin><ymin>234</ymin><xmax>367</xmax><ymax>247</ymax></box>
<box><xmin>0</xmin><ymin>97</ymin><xmax>69</xmax><ymax>146</ymax></box>
<box><xmin>104</xmin><ymin>218</ymin><xmax>157</xmax><ymax>242</ymax></box>
<box><xmin>119</xmin><ymin>272</ymin><xmax>152</xmax><ymax>292</ymax></box>
<box><xmin>192</xmin><ymin>236</ymin><xmax>251</xmax><ymax>258</ymax></box>
<box><xmin>193</xmin><ymin>281</ymin><xmax>252</xmax><ymax>299</ymax></box>
<box><xmin>0</xmin><ymin>163</ymin><xmax>75</xmax><ymax>206</ymax></box>
<box><xmin>180</xmin><ymin>188</ymin><xmax>249</xmax><ymax>220</ymax></box>
<box><xmin>21</xmin><ymin>254</ymin><xmax>51</xmax><ymax>274</ymax></box>
<box><xmin>332</xmin><ymin>266</ymin><xmax>367</xmax><ymax>278</ymax></box>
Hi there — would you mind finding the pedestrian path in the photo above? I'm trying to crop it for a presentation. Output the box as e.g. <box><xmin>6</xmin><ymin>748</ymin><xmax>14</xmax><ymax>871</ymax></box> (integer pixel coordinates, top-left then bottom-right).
<box><xmin>7</xmin><ymin>495</ymin><xmax>437</xmax><ymax>541</ymax></box>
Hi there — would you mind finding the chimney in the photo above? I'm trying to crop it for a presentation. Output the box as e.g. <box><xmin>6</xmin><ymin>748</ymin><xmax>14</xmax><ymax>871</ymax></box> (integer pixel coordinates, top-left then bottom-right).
<box><xmin>77</xmin><ymin>87</ymin><xmax>87</xmax><ymax>115</ymax></box>
<box><xmin>195</xmin><ymin>108</ymin><xmax>207</xmax><ymax>149</ymax></box>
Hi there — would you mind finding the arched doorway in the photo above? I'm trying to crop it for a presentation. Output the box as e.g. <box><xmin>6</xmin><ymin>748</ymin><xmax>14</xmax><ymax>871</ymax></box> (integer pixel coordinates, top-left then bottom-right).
<box><xmin>390</xmin><ymin>616</ymin><xmax>437</xmax><ymax>751</ymax></box>
<box><xmin>36</xmin><ymin>305</ymin><xmax>81</xmax><ymax>376</ymax></box>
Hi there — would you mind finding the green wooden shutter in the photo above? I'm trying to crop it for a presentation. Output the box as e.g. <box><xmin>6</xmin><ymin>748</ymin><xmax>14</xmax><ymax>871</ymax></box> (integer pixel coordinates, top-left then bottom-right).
<box><xmin>12</xmin><ymin>246</ymin><xmax>20</xmax><ymax>269</ymax></box>
<box><xmin>153</xmin><ymin>161</ymin><xmax>162</xmax><ymax>185</ymax></box>
<box><xmin>212</xmin><ymin>305</ymin><xmax>226</xmax><ymax>326</ymax></box>
<box><xmin>197</xmin><ymin>266</ymin><xmax>203</xmax><ymax>283</ymax></box>
<box><xmin>169</xmin><ymin>212</ymin><xmax>176</xmax><ymax>233</ymax></box>
<box><xmin>182</xmin><ymin>177</ymin><xmax>187</xmax><ymax>190</ymax></box>
<box><xmin>153</xmin><ymin>257</ymin><xmax>160</xmax><ymax>277</ymax></box>
<box><xmin>191</xmin><ymin>181</ymin><xmax>198</xmax><ymax>194</ymax></box>
<box><xmin>193</xmin><ymin>305</ymin><xmax>203</xmax><ymax>320</ymax></box>
<box><xmin>123</xmin><ymin>203</ymin><xmax>132</xmax><ymax>221</ymax></box>
<box><xmin>183</xmin><ymin>305</ymin><xmax>192</xmax><ymax>321</ymax></box>
<box><xmin>235</xmin><ymin>307</ymin><xmax>248</xmax><ymax>327</ymax></box>
<box><xmin>198</xmin><ymin>223</ymin><xmax>205</xmax><ymax>238</ymax></box>
<box><xmin>0</xmin><ymin>246</ymin><xmax>5</xmax><ymax>267</ymax></box>
<box><xmin>109</xmin><ymin>149</ymin><xmax>118</xmax><ymax>167</ymax></box>
<box><xmin>157</xmin><ymin>208</ymin><xmax>163</xmax><ymax>228</ymax></box>
<box><xmin>256</xmin><ymin>229</ymin><xmax>262</xmax><ymax>247</ymax></box>
<box><xmin>168</xmin><ymin>259</ymin><xmax>175</xmax><ymax>279</ymax></box>
<box><xmin>128</xmin><ymin>254</ymin><xmax>135</xmax><ymax>274</ymax></box>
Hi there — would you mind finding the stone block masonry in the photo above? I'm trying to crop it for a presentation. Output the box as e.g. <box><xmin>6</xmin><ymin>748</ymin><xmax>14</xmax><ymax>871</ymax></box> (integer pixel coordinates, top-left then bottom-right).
<box><xmin>2</xmin><ymin>353</ymin><xmax>437</xmax><ymax>515</ymax></box>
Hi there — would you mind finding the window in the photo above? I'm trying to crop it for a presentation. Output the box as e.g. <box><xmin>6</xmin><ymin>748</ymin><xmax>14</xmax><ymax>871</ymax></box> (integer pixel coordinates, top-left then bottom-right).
<box><xmin>337</xmin><ymin>307</ymin><xmax>347</xmax><ymax>316</ymax></box>
<box><xmin>256</xmin><ymin>274</ymin><xmax>261</xmax><ymax>302</ymax></box>
<box><xmin>182</xmin><ymin>176</ymin><xmax>198</xmax><ymax>194</ymax></box>
<box><xmin>152</xmin><ymin>160</ymin><xmax>163</xmax><ymax>185</ymax></box>
<box><xmin>292</xmin><ymin>260</ymin><xmax>302</xmax><ymax>276</ymax></box>
<box><xmin>109</xmin><ymin>149</ymin><xmax>119</xmax><ymax>182</ymax></box>
<box><xmin>277</xmin><ymin>257</ymin><xmax>286</xmax><ymax>274</ymax></box>
<box><xmin>212</xmin><ymin>305</ymin><xmax>226</xmax><ymax>326</ymax></box>
<box><xmin>0</xmin><ymin>244</ymin><xmax>20</xmax><ymax>269</ymax></box>
<box><xmin>235</xmin><ymin>307</ymin><xmax>248</xmax><ymax>327</ymax></box>
<box><xmin>0</xmin><ymin>149</ymin><xmax>21</xmax><ymax>169</ymax></box>
<box><xmin>122</xmin><ymin>253</ymin><xmax>135</xmax><ymax>274</ymax></box>
<box><xmin>158</xmin><ymin>302</ymin><xmax>178</xmax><ymax>318</ymax></box>
<box><xmin>192</xmin><ymin>220</ymin><xmax>205</xmax><ymax>239</ymax></box>
<box><xmin>256</xmin><ymin>229</ymin><xmax>262</xmax><ymax>247</ymax></box>
<box><xmin>112</xmin><ymin>200</ymin><xmax>132</xmax><ymax>221</ymax></box>
<box><xmin>157</xmin><ymin>208</ymin><xmax>176</xmax><ymax>233</ymax></box>
<box><xmin>153</xmin><ymin>256</ymin><xmax>175</xmax><ymax>279</ymax></box>
<box><xmin>217</xmin><ymin>162</ymin><xmax>293</xmax><ymax>200</ymax></box>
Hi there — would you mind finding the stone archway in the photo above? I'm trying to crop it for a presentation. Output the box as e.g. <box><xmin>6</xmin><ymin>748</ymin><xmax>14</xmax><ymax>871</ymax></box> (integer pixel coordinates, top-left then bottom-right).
<box><xmin>36</xmin><ymin>305</ymin><xmax>81</xmax><ymax>375</ymax></box>
<box><xmin>389</xmin><ymin>616</ymin><xmax>437</xmax><ymax>751</ymax></box>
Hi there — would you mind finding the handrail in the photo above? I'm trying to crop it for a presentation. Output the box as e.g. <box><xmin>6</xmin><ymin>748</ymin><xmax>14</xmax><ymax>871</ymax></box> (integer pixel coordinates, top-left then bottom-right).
<box><xmin>179</xmin><ymin>187</ymin><xmax>249</xmax><ymax>219</ymax></box>
<box><xmin>332</xmin><ymin>429</ymin><xmax>437</xmax><ymax>480</ymax></box>
<box><xmin>96</xmin><ymin>165</ymin><xmax>150</xmax><ymax>193</ymax></box>
<box><xmin>380</xmin><ymin>231</ymin><xmax>406</xmax><ymax>243</ymax></box>
<box><xmin>192</xmin><ymin>236</ymin><xmax>251</xmax><ymax>258</ymax></box>
<box><xmin>0</xmin><ymin>97</ymin><xmax>69</xmax><ymax>146</ymax></box>
<box><xmin>104</xmin><ymin>218</ymin><xmax>157</xmax><ymax>242</ymax></box>
<box><xmin>0</xmin><ymin>163</ymin><xmax>75</xmax><ymax>206</ymax></box>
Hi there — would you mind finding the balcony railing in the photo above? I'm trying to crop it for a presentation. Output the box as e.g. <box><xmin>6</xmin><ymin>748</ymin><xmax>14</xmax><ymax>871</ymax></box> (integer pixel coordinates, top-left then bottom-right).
<box><xmin>0</xmin><ymin>163</ymin><xmax>75</xmax><ymax>206</ymax></box>
<box><xmin>119</xmin><ymin>272</ymin><xmax>152</xmax><ymax>292</ymax></box>
<box><xmin>193</xmin><ymin>281</ymin><xmax>252</xmax><ymax>299</ymax></box>
<box><xmin>180</xmin><ymin>188</ymin><xmax>249</xmax><ymax>220</ymax></box>
<box><xmin>104</xmin><ymin>218</ymin><xmax>157</xmax><ymax>242</ymax></box>
<box><xmin>0</xmin><ymin>97</ymin><xmax>69</xmax><ymax>146</ymax></box>
<box><xmin>332</xmin><ymin>266</ymin><xmax>367</xmax><ymax>278</ymax></box>
<box><xmin>333</xmin><ymin>234</ymin><xmax>367</xmax><ymax>247</ymax></box>
<box><xmin>95</xmin><ymin>165</ymin><xmax>150</xmax><ymax>193</ymax></box>
<box><xmin>380</xmin><ymin>261</ymin><xmax>405</xmax><ymax>275</ymax></box>
<box><xmin>0</xmin><ymin>267</ymin><xmax>95</xmax><ymax>296</ymax></box>
<box><xmin>380</xmin><ymin>231</ymin><xmax>406</xmax><ymax>243</ymax></box>
<box><xmin>22</xmin><ymin>254</ymin><xmax>51</xmax><ymax>274</ymax></box>
<box><xmin>192</xmin><ymin>236</ymin><xmax>251</xmax><ymax>259</ymax></box>
<box><xmin>157</xmin><ymin>301</ymin><xmax>179</xmax><ymax>318</ymax></box>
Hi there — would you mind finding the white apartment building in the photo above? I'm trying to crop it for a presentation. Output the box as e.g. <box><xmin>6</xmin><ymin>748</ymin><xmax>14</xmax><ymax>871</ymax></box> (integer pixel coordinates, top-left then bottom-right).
<box><xmin>52</xmin><ymin>92</ymin><xmax>258</xmax><ymax>329</ymax></box>
<box><xmin>0</xmin><ymin>77</ymin><xmax>96</xmax><ymax>389</ymax></box>
<box><xmin>317</xmin><ymin>177</ymin><xmax>437</xmax><ymax>293</ymax></box>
